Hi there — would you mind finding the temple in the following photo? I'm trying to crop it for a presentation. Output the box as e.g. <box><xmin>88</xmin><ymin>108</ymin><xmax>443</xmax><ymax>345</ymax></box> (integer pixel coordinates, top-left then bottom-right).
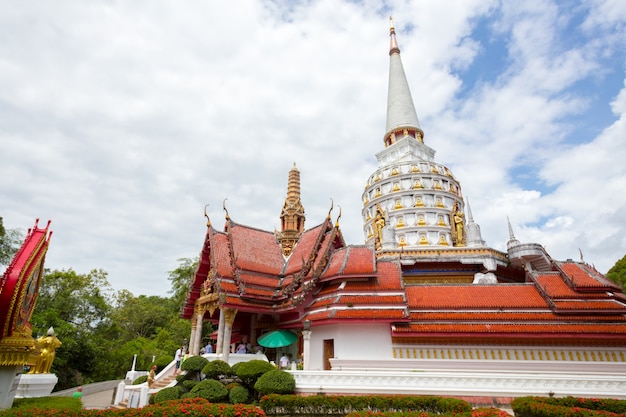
<box><xmin>182</xmin><ymin>18</ymin><xmax>626</xmax><ymax>376</ymax></box>
<box><xmin>0</xmin><ymin>219</ymin><xmax>53</xmax><ymax>408</ymax></box>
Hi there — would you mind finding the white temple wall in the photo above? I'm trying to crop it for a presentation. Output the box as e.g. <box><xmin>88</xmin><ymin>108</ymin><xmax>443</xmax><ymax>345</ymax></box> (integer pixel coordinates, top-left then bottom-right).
<box><xmin>308</xmin><ymin>323</ymin><xmax>392</xmax><ymax>370</ymax></box>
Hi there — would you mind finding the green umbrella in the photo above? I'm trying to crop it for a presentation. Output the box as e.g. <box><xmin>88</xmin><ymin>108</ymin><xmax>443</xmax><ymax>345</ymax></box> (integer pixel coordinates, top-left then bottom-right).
<box><xmin>257</xmin><ymin>329</ymin><xmax>298</xmax><ymax>348</ymax></box>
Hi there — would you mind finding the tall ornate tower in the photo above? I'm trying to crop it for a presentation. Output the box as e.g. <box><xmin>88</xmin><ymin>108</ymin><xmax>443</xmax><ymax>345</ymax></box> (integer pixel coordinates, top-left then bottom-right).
<box><xmin>277</xmin><ymin>163</ymin><xmax>305</xmax><ymax>256</ymax></box>
<box><xmin>362</xmin><ymin>18</ymin><xmax>476</xmax><ymax>251</ymax></box>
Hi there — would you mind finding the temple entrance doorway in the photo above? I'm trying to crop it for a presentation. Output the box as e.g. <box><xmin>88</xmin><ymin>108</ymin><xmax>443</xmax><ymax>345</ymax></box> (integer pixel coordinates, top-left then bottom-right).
<box><xmin>323</xmin><ymin>339</ymin><xmax>334</xmax><ymax>370</ymax></box>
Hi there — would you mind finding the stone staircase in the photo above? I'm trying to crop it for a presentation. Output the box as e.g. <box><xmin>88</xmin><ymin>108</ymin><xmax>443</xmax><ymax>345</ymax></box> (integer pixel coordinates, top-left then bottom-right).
<box><xmin>151</xmin><ymin>373</ymin><xmax>178</xmax><ymax>389</ymax></box>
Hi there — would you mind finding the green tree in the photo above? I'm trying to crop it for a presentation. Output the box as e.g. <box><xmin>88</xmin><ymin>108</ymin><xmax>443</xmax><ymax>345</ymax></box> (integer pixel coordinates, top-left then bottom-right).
<box><xmin>30</xmin><ymin>268</ymin><xmax>114</xmax><ymax>389</ymax></box>
<box><xmin>0</xmin><ymin>217</ymin><xmax>23</xmax><ymax>266</ymax></box>
<box><xmin>167</xmin><ymin>257</ymin><xmax>198</xmax><ymax>307</ymax></box>
<box><xmin>111</xmin><ymin>291</ymin><xmax>175</xmax><ymax>340</ymax></box>
<box><xmin>607</xmin><ymin>254</ymin><xmax>626</xmax><ymax>289</ymax></box>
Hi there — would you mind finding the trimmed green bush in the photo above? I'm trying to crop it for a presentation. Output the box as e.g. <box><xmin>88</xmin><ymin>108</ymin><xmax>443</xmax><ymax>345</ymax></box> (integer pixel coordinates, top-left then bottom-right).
<box><xmin>152</xmin><ymin>386</ymin><xmax>182</xmax><ymax>403</ymax></box>
<box><xmin>132</xmin><ymin>375</ymin><xmax>148</xmax><ymax>385</ymax></box>
<box><xmin>229</xmin><ymin>383</ymin><xmax>250</xmax><ymax>404</ymax></box>
<box><xmin>190</xmin><ymin>379</ymin><xmax>229</xmax><ymax>402</ymax></box>
<box><xmin>231</xmin><ymin>361</ymin><xmax>244</xmax><ymax>374</ymax></box>
<box><xmin>154</xmin><ymin>355</ymin><xmax>173</xmax><ymax>373</ymax></box>
<box><xmin>181</xmin><ymin>355</ymin><xmax>209</xmax><ymax>372</ymax></box>
<box><xmin>203</xmin><ymin>359</ymin><xmax>234</xmax><ymax>380</ymax></box>
<box><xmin>183</xmin><ymin>379</ymin><xmax>197</xmax><ymax>390</ymax></box>
<box><xmin>235</xmin><ymin>359</ymin><xmax>275</xmax><ymax>387</ymax></box>
<box><xmin>254</xmin><ymin>369</ymin><xmax>295</xmax><ymax>396</ymax></box>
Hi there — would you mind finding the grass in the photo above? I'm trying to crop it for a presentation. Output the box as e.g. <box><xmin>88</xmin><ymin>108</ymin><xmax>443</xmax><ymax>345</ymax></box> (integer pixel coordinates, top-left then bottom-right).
<box><xmin>9</xmin><ymin>396</ymin><xmax>82</xmax><ymax>411</ymax></box>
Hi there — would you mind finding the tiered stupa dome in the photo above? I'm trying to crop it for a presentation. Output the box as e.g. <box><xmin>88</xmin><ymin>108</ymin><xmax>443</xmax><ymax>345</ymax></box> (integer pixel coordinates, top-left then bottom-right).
<box><xmin>362</xmin><ymin>18</ymin><xmax>472</xmax><ymax>251</ymax></box>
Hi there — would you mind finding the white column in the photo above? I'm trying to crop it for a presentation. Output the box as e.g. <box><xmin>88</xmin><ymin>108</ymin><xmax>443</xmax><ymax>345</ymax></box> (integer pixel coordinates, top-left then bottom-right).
<box><xmin>221</xmin><ymin>308</ymin><xmax>237</xmax><ymax>364</ymax></box>
<box><xmin>192</xmin><ymin>312</ymin><xmax>203</xmax><ymax>355</ymax></box>
<box><xmin>302</xmin><ymin>330</ymin><xmax>312</xmax><ymax>370</ymax></box>
<box><xmin>188</xmin><ymin>326</ymin><xmax>196</xmax><ymax>355</ymax></box>
<box><xmin>216</xmin><ymin>309</ymin><xmax>225</xmax><ymax>355</ymax></box>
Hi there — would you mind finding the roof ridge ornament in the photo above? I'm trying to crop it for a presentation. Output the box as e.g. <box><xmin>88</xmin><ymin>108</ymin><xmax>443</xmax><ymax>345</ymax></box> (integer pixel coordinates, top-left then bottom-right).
<box><xmin>335</xmin><ymin>206</ymin><xmax>342</xmax><ymax>228</ymax></box>
<box><xmin>223</xmin><ymin>198</ymin><xmax>230</xmax><ymax>221</ymax></box>
<box><xmin>204</xmin><ymin>204</ymin><xmax>211</xmax><ymax>228</ymax></box>
<box><xmin>327</xmin><ymin>198</ymin><xmax>334</xmax><ymax>220</ymax></box>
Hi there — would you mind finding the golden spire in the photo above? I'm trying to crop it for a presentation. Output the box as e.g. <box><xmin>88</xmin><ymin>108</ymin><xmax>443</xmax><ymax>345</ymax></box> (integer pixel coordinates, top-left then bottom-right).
<box><xmin>278</xmin><ymin>164</ymin><xmax>306</xmax><ymax>256</ymax></box>
<box><xmin>389</xmin><ymin>16</ymin><xmax>400</xmax><ymax>55</ymax></box>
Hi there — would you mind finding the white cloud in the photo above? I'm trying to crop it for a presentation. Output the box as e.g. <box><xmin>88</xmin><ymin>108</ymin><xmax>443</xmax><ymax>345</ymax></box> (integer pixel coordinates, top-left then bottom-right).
<box><xmin>1</xmin><ymin>0</ymin><xmax>624</xmax><ymax>295</ymax></box>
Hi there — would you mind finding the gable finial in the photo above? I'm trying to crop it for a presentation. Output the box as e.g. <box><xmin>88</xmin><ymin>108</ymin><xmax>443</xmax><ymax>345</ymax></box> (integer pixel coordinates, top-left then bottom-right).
<box><xmin>335</xmin><ymin>206</ymin><xmax>342</xmax><ymax>228</ymax></box>
<box><xmin>204</xmin><ymin>204</ymin><xmax>211</xmax><ymax>228</ymax></box>
<box><xmin>327</xmin><ymin>198</ymin><xmax>334</xmax><ymax>219</ymax></box>
<box><xmin>223</xmin><ymin>198</ymin><xmax>230</xmax><ymax>221</ymax></box>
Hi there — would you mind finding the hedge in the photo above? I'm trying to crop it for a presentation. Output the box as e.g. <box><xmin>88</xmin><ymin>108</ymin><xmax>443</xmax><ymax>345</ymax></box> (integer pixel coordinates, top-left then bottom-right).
<box><xmin>512</xmin><ymin>396</ymin><xmax>626</xmax><ymax>417</ymax></box>
<box><xmin>260</xmin><ymin>394</ymin><xmax>472</xmax><ymax>415</ymax></box>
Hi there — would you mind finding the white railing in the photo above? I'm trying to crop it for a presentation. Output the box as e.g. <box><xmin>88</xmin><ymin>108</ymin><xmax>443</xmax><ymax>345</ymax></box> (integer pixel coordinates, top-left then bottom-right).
<box><xmin>290</xmin><ymin>367</ymin><xmax>626</xmax><ymax>399</ymax></box>
<box><xmin>114</xmin><ymin>360</ymin><xmax>178</xmax><ymax>408</ymax></box>
<box><xmin>115</xmin><ymin>356</ymin><xmax>626</xmax><ymax>409</ymax></box>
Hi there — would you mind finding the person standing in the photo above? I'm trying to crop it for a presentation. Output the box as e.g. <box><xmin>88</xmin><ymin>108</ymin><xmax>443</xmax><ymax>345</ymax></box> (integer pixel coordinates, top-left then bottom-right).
<box><xmin>279</xmin><ymin>353</ymin><xmax>289</xmax><ymax>369</ymax></box>
<box><xmin>175</xmin><ymin>347</ymin><xmax>183</xmax><ymax>374</ymax></box>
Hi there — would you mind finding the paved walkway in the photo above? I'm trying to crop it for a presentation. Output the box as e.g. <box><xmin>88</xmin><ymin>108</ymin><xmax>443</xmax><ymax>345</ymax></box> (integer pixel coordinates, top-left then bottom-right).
<box><xmin>81</xmin><ymin>388</ymin><xmax>115</xmax><ymax>410</ymax></box>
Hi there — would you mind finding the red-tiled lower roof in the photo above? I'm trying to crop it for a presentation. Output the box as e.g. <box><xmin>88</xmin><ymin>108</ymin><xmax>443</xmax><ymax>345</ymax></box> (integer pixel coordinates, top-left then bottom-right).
<box><xmin>409</xmin><ymin>311</ymin><xmax>626</xmax><ymax>322</ymax></box>
<box><xmin>342</xmin><ymin>246</ymin><xmax>376</xmax><ymax>275</ymax></box>
<box><xmin>406</xmin><ymin>285</ymin><xmax>547</xmax><ymax>309</ymax></box>
<box><xmin>338</xmin><ymin>294</ymin><xmax>405</xmax><ymax>305</ymax></box>
<box><xmin>560</xmin><ymin>262</ymin><xmax>616</xmax><ymax>289</ymax></box>
<box><xmin>238</xmin><ymin>272</ymin><xmax>282</xmax><ymax>288</ymax></box>
<box><xmin>553</xmin><ymin>300</ymin><xmax>626</xmax><ymax>311</ymax></box>
<box><xmin>394</xmin><ymin>322</ymin><xmax>626</xmax><ymax>335</ymax></box>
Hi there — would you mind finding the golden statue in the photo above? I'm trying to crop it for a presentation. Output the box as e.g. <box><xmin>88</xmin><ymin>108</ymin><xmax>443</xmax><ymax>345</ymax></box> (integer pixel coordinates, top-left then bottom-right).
<box><xmin>29</xmin><ymin>327</ymin><xmax>62</xmax><ymax>374</ymax></box>
<box><xmin>450</xmin><ymin>202</ymin><xmax>466</xmax><ymax>246</ymax></box>
<box><xmin>373</xmin><ymin>203</ymin><xmax>386</xmax><ymax>250</ymax></box>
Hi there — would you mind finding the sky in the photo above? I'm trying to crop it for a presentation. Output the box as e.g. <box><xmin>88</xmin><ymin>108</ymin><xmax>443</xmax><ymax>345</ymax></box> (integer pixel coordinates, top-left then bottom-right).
<box><xmin>1</xmin><ymin>0</ymin><xmax>625</xmax><ymax>297</ymax></box>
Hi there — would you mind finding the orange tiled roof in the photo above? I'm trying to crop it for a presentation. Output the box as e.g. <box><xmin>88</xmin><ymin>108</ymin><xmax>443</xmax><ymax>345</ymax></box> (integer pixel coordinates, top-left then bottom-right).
<box><xmin>410</xmin><ymin>311</ymin><xmax>626</xmax><ymax>322</ymax></box>
<box><xmin>238</xmin><ymin>272</ymin><xmax>282</xmax><ymax>288</ymax></box>
<box><xmin>230</xmin><ymin>223</ymin><xmax>284</xmax><ymax>275</ymax></box>
<box><xmin>283</xmin><ymin>224</ymin><xmax>326</xmax><ymax>275</ymax></box>
<box><xmin>535</xmin><ymin>274</ymin><xmax>589</xmax><ymax>298</ymax></box>
<box><xmin>560</xmin><ymin>262</ymin><xmax>618</xmax><ymax>290</ymax></box>
<box><xmin>553</xmin><ymin>300</ymin><xmax>626</xmax><ymax>311</ymax></box>
<box><xmin>394</xmin><ymin>322</ymin><xmax>626</xmax><ymax>335</ymax></box>
<box><xmin>322</xmin><ymin>247</ymin><xmax>348</xmax><ymax>277</ymax></box>
<box><xmin>213</xmin><ymin>232</ymin><xmax>233</xmax><ymax>277</ymax></box>
<box><xmin>342</xmin><ymin>246</ymin><xmax>376</xmax><ymax>275</ymax></box>
<box><xmin>406</xmin><ymin>285</ymin><xmax>547</xmax><ymax>309</ymax></box>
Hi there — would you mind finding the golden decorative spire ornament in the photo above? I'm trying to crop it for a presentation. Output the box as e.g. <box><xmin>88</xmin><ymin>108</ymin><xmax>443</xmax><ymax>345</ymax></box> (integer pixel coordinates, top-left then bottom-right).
<box><xmin>277</xmin><ymin>164</ymin><xmax>306</xmax><ymax>256</ymax></box>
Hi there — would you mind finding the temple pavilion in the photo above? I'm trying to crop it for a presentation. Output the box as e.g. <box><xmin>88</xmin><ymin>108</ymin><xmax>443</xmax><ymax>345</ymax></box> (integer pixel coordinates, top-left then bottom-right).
<box><xmin>181</xmin><ymin>19</ymin><xmax>626</xmax><ymax>372</ymax></box>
